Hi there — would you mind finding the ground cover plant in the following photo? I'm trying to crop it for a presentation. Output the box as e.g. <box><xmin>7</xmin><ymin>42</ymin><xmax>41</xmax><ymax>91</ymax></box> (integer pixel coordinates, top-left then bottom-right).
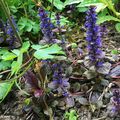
<box><xmin>0</xmin><ymin>0</ymin><xmax>120</xmax><ymax>120</ymax></box>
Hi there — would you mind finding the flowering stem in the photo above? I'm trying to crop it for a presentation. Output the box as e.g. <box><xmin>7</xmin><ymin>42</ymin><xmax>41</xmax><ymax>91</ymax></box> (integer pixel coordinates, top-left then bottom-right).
<box><xmin>0</xmin><ymin>0</ymin><xmax>22</xmax><ymax>45</ymax></box>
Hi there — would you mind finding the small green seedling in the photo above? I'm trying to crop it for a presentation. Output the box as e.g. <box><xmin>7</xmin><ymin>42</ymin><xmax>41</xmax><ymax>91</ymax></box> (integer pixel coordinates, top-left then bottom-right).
<box><xmin>64</xmin><ymin>109</ymin><xmax>78</xmax><ymax>120</ymax></box>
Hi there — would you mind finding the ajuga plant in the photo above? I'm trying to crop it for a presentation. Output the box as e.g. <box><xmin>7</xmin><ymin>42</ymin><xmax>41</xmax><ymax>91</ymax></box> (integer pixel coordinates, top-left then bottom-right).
<box><xmin>85</xmin><ymin>6</ymin><xmax>104</xmax><ymax>69</ymax></box>
<box><xmin>0</xmin><ymin>17</ymin><xmax>18</xmax><ymax>49</ymax></box>
<box><xmin>111</xmin><ymin>89</ymin><xmax>120</xmax><ymax>114</ymax></box>
<box><xmin>6</xmin><ymin>17</ymin><xmax>18</xmax><ymax>48</ymax></box>
<box><xmin>48</xmin><ymin>63</ymin><xmax>70</xmax><ymax>96</ymax></box>
<box><xmin>24</xmin><ymin>70</ymin><xmax>43</xmax><ymax>98</ymax></box>
<box><xmin>38</xmin><ymin>7</ymin><xmax>54</xmax><ymax>44</ymax></box>
<box><xmin>48</xmin><ymin>63</ymin><xmax>75</xmax><ymax>108</ymax></box>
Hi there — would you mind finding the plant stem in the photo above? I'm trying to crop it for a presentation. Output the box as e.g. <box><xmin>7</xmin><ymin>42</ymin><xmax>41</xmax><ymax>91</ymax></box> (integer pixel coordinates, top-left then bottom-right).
<box><xmin>0</xmin><ymin>0</ymin><xmax>22</xmax><ymax>45</ymax></box>
<box><xmin>0</xmin><ymin>58</ymin><xmax>34</xmax><ymax>83</ymax></box>
<box><xmin>49</xmin><ymin>0</ymin><xmax>54</xmax><ymax>19</ymax></box>
<box><xmin>43</xmin><ymin>95</ymin><xmax>53</xmax><ymax>120</ymax></box>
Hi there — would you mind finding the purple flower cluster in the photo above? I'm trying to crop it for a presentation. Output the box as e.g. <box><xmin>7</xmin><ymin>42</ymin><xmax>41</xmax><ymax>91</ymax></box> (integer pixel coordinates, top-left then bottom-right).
<box><xmin>38</xmin><ymin>8</ymin><xmax>54</xmax><ymax>43</ymax></box>
<box><xmin>85</xmin><ymin>7</ymin><xmax>104</xmax><ymax>67</ymax></box>
<box><xmin>6</xmin><ymin>17</ymin><xmax>17</xmax><ymax>48</ymax></box>
<box><xmin>111</xmin><ymin>89</ymin><xmax>120</xmax><ymax>113</ymax></box>
<box><xmin>48</xmin><ymin>63</ymin><xmax>70</xmax><ymax>96</ymax></box>
<box><xmin>0</xmin><ymin>17</ymin><xmax>17</xmax><ymax>49</ymax></box>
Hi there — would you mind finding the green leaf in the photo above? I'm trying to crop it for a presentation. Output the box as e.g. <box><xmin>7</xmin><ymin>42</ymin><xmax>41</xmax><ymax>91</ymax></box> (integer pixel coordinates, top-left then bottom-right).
<box><xmin>77</xmin><ymin>0</ymin><xmax>106</xmax><ymax>12</ymax></box>
<box><xmin>33</xmin><ymin>44</ymin><xmax>65</xmax><ymax>59</ymax></box>
<box><xmin>0</xmin><ymin>49</ymin><xmax>8</xmax><ymax>55</ymax></box>
<box><xmin>12</xmin><ymin>49</ymin><xmax>20</xmax><ymax>56</ymax></box>
<box><xmin>32</xmin><ymin>23</ymin><xmax>40</xmax><ymax>34</ymax></box>
<box><xmin>97</xmin><ymin>15</ymin><xmax>120</xmax><ymax>24</ymax></box>
<box><xmin>20</xmin><ymin>41</ymin><xmax>30</xmax><ymax>53</ymax></box>
<box><xmin>0</xmin><ymin>81</ymin><xmax>14</xmax><ymax>103</ymax></box>
<box><xmin>31</xmin><ymin>44</ymin><xmax>48</xmax><ymax>50</ymax></box>
<box><xmin>51</xmin><ymin>12</ymin><xmax>70</xmax><ymax>25</ymax></box>
<box><xmin>111</xmin><ymin>49</ymin><xmax>119</xmax><ymax>54</ymax></box>
<box><xmin>0</xmin><ymin>60</ymin><xmax>11</xmax><ymax>71</ymax></box>
<box><xmin>65</xmin><ymin>110</ymin><xmax>78</xmax><ymax>120</ymax></box>
<box><xmin>11</xmin><ymin>52</ymin><xmax>23</xmax><ymax>75</ymax></box>
<box><xmin>9</xmin><ymin>6</ymin><xmax>18</xmax><ymax>13</ymax></box>
<box><xmin>11</xmin><ymin>61</ymin><xmax>20</xmax><ymax>75</ymax></box>
<box><xmin>18</xmin><ymin>17</ymin><xmax>36</xmax><ymax>33</ymax></box>
<box><xmin>25</xmin><ymin>22</ymin><xmax>33</xmax><ymax>32</ymax></box>
<box><xmin>115</xmin><ymin>23</ymin><xmax>120</xmax><ymax>32</ymax></box>
<box><xmin>77</xmin><ymin>7</ymin><xmax>88</xmax><ymax>12</ymax></box>
<box><xmin>47</xmin><ymin>0</ymin><xmax>64</xmax><ymax>10</ymax></box>
<box><xmin>1</xmin><ymin>52</ymin><xmax>17</xmax><ymax>60</ymax></box>
<box><xmin>18</xmin><ymin>17</ymin><xmax>27</xmax><ymax>30</ymax></box>
<box><xmin>64</xmin><ymin>0</ymin><xmax>83</xmax><ymax>6</ymax></box>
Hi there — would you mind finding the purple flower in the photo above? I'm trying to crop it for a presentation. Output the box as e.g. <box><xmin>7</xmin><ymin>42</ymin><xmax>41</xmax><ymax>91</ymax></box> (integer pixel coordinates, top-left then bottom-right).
<box><xmin>48</xmin><ymin>63</ymin><xmax>70</xmax><ymax>96</ymax></box>
<box><xmin>85</xmin><ymin>7</ymin><xmax>104</xmax><ymax>68</ymax></box>
<box><xmin>6</xmin><ymin>17</ymin><xmax>17</xmax><ymax>49</ymax></box>
<box><xmin>111</xmin><ymin>89</ymin><xmax>120</xmax><ymax>113</ymax></box>
<box><xmin>0</xmin><ymin>17</ymin><xmax>17</xmax><ymax>49</ymax></box>
<box><xmin>38</xmin><ymin>8</ymin><xmax>54</xmax><ymax>43</ymax></box>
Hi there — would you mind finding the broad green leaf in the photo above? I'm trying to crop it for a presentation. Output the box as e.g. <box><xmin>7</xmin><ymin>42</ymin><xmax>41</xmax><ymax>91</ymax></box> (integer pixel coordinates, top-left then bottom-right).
<box><xmin>77</xmin><ymin>0</ymin><xmax>106</xmax><ymax>12</ymax></box>
<box><xmin>20</xmin><ymin>41</ymin><xmax>30</xmax><ymax>53</ymax></box>
<box><xmin>33</xmin><ymin>44</ymin><xmax>65</xmax><ymax>59</ymax></box>
<box><xmin>18</xmin><ymin>17</ymin><xmax>27</xmax><ymax>30</ymax></box>
<box><xmin>9</xmin><ymin>6</ymin><xmax>18</xmax><ymax>13</ymax></box>
<box><xmin>115</xmin><ymin>23</ymin><xmax>120</xmax><ymax>32</ymax></box>
<box><xmin>25</xmin><ymin>22</ymin><xmax>33</xmax><ymax>32</ymax></box>
<box><xmin>12</xmin><ymin>49</ymin><xmax>20</xmax><ymax>56</ymax></box>
<box><xmin>97</xmin><ymin>15</ymin><xmax>120</xmax><ymax>24</ymax></box>
<box><xmin>98</xmin><ymin>8</ymin><xmax>109</xmax><ymax>17</ymax></box>
<box><xmin>25</xmin><ymin>19</ymin><xmax>35</xmax><ymax>32</ymax></box>
<box><xmin>0</xmin><ymin>81</ymin><xmax>14</xmax><ymax>103</ymax></box>
<box><xmin>0</xmin><ymin>49</ymin><xmax>8</xmax><ymax>55</ymax></box>
<box><xmin>1</xmin><ymin>52</ymin><xmax>17</xmax><ymax>60</ymax></box>
<box><xmin>0</xmin><ymin>61</ymin><xmax>11</xmax><ymax>71</ymax></box>
<box><xmin>64</xmin><ymin>0</ymin><xmax>83</xmax><ymax>6</ymax></box>
<box><xmin>32</xmin><ymin>23</ymin><xmax>40</xmax><ymax>34</ymax></box>
<box><xmin>34</xmin><ymin>51</ymin><xmax>54</xmax><ymax>59</ymax></box>
<box><xmin>47</xmin><ymin>0</ymin><xmax>64</xmax><ymax>10</ymax></box>
<box><xmin>31</xmin><ymin>44</ymin><xmax>48</xmax><ymax>50</ymax></box>
<box><xmin>77</xmin><ymin>0</ymin><xmax>100</xmax><ymax>6</ymax></box>
<box><xmin>18</xmin><ymin>17</ymin><xmax>36</xmax><ymax>33</ymax></box>
<box><xmin>77</xmin><ymin>7</ymin><xmax>88</xmax><ymax>12</ymax></box>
